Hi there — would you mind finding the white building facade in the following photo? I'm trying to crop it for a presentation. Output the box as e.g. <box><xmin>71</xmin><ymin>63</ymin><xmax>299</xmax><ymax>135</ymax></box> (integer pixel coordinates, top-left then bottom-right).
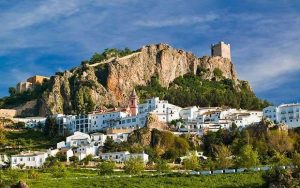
<box><xmin>263</xmin><ymin>103</ymin><xmax>300</xmax><ymax>128</ymax></box>
<box><xmin>11</xmin><ymin>151</ymin><xmax>48</xmax><ymax>169</ymax></box>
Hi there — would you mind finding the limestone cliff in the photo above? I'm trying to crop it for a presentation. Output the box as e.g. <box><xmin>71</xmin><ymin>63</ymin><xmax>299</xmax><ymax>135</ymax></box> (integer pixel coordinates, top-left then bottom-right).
<box><xmin>107</xmin><ymin>44</ymin><xmax>238</xmax><ymax>103</ymax></box>
<box><xmin>33</xmin><ymin>43</ymin><xmax>240</xmax><ymax>116</ymax></box>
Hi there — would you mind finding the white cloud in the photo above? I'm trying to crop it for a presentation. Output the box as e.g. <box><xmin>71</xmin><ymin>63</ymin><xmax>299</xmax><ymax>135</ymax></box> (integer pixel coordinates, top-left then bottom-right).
<box><xmin>134</xmin><ymin>14</ymin><xmax>218</xmax><ymax>27</ymax></box>
<box><xmin>0</xmin><ymin>0</ymin><xmax>82</xmax><ymax>34</ymax></box>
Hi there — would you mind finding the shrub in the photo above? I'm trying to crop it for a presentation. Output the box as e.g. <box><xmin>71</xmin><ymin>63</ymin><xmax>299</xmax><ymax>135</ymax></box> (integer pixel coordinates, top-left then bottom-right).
<box><xmin>183</xmin><ymin>153</ymin><xmax>199</xmax><ymax>170</ymax></box>
<box><xmin>51</xmin><ymin>163</ymin><xmax>68</xmax><ymax>178</ymax></box>
<box><xmin>124</xmin><ymin>157</ymin><xmax>145</xmax><ymax>174</ymax></box>
<box><xmin>97</xmin><ymin>161</ymin><xmax>116</xmax><ymax>175</ymax></box>
<box><xmin>155</xmin><ymin>159</ymin><xmax>170</xmax><ymax>173</ymax></box>
<box><xmin>236</xmin><ymin>144</ymin><xmax>259</xmax><ymax>168</ymax></box>
<box><xmin>27</xmin><ymin>169</ymin><xmax>40</xmax><ymax>179</ymax></box>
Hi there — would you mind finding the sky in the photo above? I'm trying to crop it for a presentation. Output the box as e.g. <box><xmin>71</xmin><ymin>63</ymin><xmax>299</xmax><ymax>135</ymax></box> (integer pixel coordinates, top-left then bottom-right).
<box><xmin>0</xmin><ymin>0</ymin><xmax>299</xmax><ymax>105</ymax></box>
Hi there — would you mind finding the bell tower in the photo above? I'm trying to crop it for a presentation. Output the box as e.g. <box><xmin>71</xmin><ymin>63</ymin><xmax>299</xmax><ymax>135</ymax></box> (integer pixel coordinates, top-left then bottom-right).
<box><xmin>129</xmin><ymin>89</ymin><xmax>139</xmax><ymax>116</ymax></box>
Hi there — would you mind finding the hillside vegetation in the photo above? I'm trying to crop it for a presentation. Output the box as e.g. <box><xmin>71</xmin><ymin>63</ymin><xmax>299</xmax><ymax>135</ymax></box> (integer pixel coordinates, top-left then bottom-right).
<box><xmin>136</xmin><ymin>72</ymin><xmax>270</xmax><ymax>110</ymax></box>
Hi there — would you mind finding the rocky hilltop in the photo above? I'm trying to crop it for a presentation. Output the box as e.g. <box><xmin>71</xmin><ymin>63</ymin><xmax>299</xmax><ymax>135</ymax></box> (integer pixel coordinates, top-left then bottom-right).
<box><xmin>2</xmin><ymin>43</ymin><xmax>264</xmax><ymax>116</ymax></box>
<box><xmin>36</xmin><ymin>43</ymin><xmax>239</xmax><ymax>116</ymax></box>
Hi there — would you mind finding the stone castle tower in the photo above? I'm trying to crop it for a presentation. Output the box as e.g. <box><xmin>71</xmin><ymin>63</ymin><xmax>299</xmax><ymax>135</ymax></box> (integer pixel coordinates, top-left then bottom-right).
<box><xmin>211</xmin><ymin>41</ymin><xmax>231</xmax><ymax>60</ymax></box>
<box><xmin>129</xmin><ymin>89</ymin><xmax>139</xmax><ymax>116</ymax></box>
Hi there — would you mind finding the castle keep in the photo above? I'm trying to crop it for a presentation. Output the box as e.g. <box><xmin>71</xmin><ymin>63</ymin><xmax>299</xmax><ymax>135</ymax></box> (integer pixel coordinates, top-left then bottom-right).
<box><xmin>211</xmin><ymin>41</ymin><xmax>231</xmax><ymax>60</ymax></box>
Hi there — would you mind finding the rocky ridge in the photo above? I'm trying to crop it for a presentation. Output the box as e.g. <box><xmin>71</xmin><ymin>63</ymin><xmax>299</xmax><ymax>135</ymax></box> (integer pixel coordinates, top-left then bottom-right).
<box><xmin>16</xmin><ymin>43</ymin><xmax>242</xmax><ymax>116</ymax></box>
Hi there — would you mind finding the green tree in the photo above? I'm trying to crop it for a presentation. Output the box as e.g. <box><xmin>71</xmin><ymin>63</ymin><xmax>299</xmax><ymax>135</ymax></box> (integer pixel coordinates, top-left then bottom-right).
<box><xmin>8</xmin><ymin>87</ymin><xmax>16</xmax><ymax>96</ymax></box>
<box><xmin>214</xmin><ymin>144</ymin><xmax>233</xmax><ymax>169</ymax></box>
<box><xmin>292</xmin><ymin>152</ymin><xmax>300</xmax><ymax>170</ymax></box>
<box><xmin>97</xmin><ymin>160</ymin><xmax>116</xmax><ymax>175</ymax></box>
<box><xmin>267</xmin><ymin>130</ymin><xmax>294</xmax><ymax>153</ymax></box>
<box><xmin>44</xmin><ymin>117</ymin><xmax>58</xmax><ymax>137</ymax></box>
<box><xmin>183</xmin><ymin>152</ymin><xmax>199</xmax><ymax>170</ymax></box>
<box><xmin>103</xmin><ymin>137</ymin><xmax>117</xmax><ymax>152</ymax></box>
<box><xmin>237</xmin><ymin>144</ymin><xmax>259</xmax><ymax>168</ymax></box>
<box><xmin>74</xmin><ymin>87</ymin><xmax>95</xmax><ymax>114</ymax></box>
<box><xmin>43</xmin><ymin>156</ymin><xmax>60</xmax><ymax>168</ymax></box>
<box><xmin>82</xmin><ymin>154</ymin><xmax>93</xmax><ymax>166</ymax></box>
<box><xmin>51</xmin><ymin>163</ymin><xmax>68</xmax><ymax>178</ymax></box>
<box><xmin>213</xmin><ymin>68</ymin><xmax>223</xmax><ymax>78</ymax></box>
<box><xmin>155</xmin><ymin>159</ymin><xmax>170</xmax><ymax>173</ymax></box>
<box><xmin>56</xmin><ymin>152</ymin><xmax>67</xmax><ymax>162</ymax></box>
<box><xmin>69</xmin><ymin>156</ymin><xmax>79</xmax><ymax>166</ymax></box>
<box><xmin>124</xmin><ymin>157</ymin><xmax>145</xmax><ymax>174</ymax></box>
<box><xmin>269</xmin><ymin>151</ymin><xmax>291</xmax><ymax>166</ymax></box>
<box><xmin>0</xmin><ymin>128</ymin><xmax>7</xmax><ymax>146</ymax></box>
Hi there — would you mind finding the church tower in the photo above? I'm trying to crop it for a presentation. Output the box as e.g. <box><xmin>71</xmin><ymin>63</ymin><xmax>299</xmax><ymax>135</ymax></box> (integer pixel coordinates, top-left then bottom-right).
<box><xmin>129</xmin><ymin>89</ymin><xmax>139</xmax><ymax>116</ymax></box>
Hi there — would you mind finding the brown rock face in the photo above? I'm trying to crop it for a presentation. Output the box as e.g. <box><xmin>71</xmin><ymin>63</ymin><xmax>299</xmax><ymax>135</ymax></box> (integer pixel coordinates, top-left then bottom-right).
<box><xmin>29</xmin><ymin>43</ymin><xmax>240</xmax><ymax>116</ymax></box>
<box><xmin>107</xmin><ymin>44</ymin><xmax>237</xmax><ymax>105</ymax></box>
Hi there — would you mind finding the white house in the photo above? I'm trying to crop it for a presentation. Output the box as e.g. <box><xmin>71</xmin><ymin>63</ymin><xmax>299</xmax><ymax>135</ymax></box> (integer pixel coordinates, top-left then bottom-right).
<box><xmin>74</xmin><ymin>145</ymin><xmax>98</xmax><ymax>161</ymax></box>
<box><xmin>149</xmin><ymin>98</ymin><xmax>182</xmax><ymax>122</ymax></box>
<box><xmin>11</xmin><ymin>151</ymin><xmax>48</xmax><ymax>169</ymax></box>
<box><xmin>263</xmin><ymin>103</ymin><xmax>300</xmax><ymax>128</ymax></box>
<box><xmin>91</xmin><ymin>132</ymin><xmax>129</xmax><ymax>146</ymax></box>
<box><xmin>179</xmin><ymin>106</ymin><xmax>199</xmax><ymax>120</ymax></box>
<box><xmin>99</xmin><ymin>151</ymin><xmax>130</xmax><ymax>163</ymax></box>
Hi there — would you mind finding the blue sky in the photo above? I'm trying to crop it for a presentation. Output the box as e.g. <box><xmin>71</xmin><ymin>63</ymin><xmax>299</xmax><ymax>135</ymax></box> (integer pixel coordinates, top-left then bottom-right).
<box><xmin>0</xmin><ymin>0</ymin><xmax>300</xmax><ymax>105</ymax></box>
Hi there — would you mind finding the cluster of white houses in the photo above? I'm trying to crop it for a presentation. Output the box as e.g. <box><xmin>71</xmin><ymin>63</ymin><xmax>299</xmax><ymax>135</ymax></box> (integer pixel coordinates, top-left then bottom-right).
<box><xmin>3</xmin><ymin>89</ymin><xmax>274</xmax><ymax>135</ymax></box>
<box><xmin>6</xmin><ymin>89</ymin><xmax>300</xmax><ymax>169</ymax></box>
<box><xmin>10</xmin><ymin>131</ymin><xmax>148</xmax><ymax>169</ymax></box>
<box><xmin>45</xmin><ymin>90</ymin><xmax>264</xmax><ymax>135</ymax></box>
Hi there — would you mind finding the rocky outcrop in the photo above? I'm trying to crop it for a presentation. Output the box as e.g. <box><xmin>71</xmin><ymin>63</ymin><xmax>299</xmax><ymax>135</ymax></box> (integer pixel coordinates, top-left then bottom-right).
<box><xmin>39</xmin><ymin>66</ymin><xmax>117</xmax><ymax>116</ymax></box>
<box><xmin>146</xmin><ymin>113</ymin><xmax>169</xmax><ymax>131</ymax></box>
<box><xmin>128</xmin><ymin>114</ymin><xmax>171</xmax><ymax>147</ymax></box>
<box><xmin>107</xmin><ymin>44</ymin><xmax>238</xmax><ymax>105</ymax></box>
<box><xmin>18</xmin><ymin>43</ymin><xmax>242</xmax><ymax>116</ymax></box>
<box><xmin>198</xmin><ymin>56</ymin><xmax>238</xmax><ymax>81</ymax></box>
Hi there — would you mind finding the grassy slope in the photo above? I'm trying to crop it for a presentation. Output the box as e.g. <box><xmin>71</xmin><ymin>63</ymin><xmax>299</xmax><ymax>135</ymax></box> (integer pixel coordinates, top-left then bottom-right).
<box><xmin>0</xmin><ymin>130</ymin><xmax>63</xmax><ymax>154</ymax></box>
<box><xmin>25</xmin><ymin>171</ymin><xmax>265</xmax><ymax>188</ymax></box>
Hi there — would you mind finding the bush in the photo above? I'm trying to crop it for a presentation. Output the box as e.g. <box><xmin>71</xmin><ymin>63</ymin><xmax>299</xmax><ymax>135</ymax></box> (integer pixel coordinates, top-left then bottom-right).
<box><xmin>56</xmin><ymin>152</ymin><xmax>67</xmax><ymax>162</ymax></box>
<box><xmin>27</xmin><ymin>169</ymin><xmax>40</xmax><ymax>179</ymax></box>
<box><xmin>51</xmin><ymin>163</ymin><xmax>68</xmax><ymax>178</ymax></box>
<box><xmin>81</xmin><ymin>154</ymin><xmax>93</xmax><ymax>166</ymax></box>
<box><xmin>155</xmin><ymin>159</ymin><xmax>170</xmax><ymax>173</ymax></box>
<box><xmin>124</xmin><ymin>157</ymin><xmax>145</xmax><ymax>174</ymax></box>
<box><xmin>69</xmin><ymin>156</ymin><xmax>79</xmax><ymax>166</ymax></box>
<box><xmin>263</xmin><ymin>167</ymin><xmax>300</xmax><ymax>187</ymax></box>
<box><xmin>97</xmin><ymin>161</ymin><xmax>116</xmax><ymax>175</ymax></box>
<box><xmin>183</xmin><ymin>153</ymin><xmax>199</xmax><ymax>170</ymax></box>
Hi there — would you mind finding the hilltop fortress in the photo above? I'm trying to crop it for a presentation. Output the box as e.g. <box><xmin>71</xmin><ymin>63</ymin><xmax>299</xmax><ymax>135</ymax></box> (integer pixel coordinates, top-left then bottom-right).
<box><xmin>211</xmin><ymin>41</ymin><xmax>231</xmax><ymax>60</ymax></box>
